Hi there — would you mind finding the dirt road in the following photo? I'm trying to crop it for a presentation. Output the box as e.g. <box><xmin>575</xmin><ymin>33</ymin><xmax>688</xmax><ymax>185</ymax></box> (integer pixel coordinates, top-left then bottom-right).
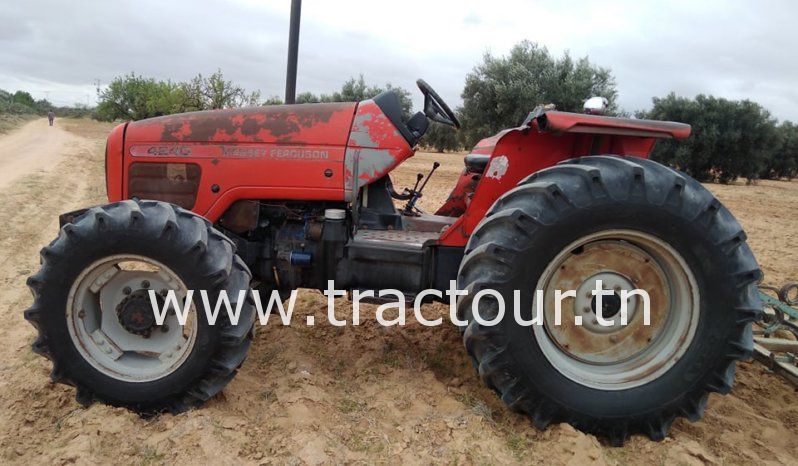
<box><xmin>0</xmin><ymin>120</ymin><xmax>795</xmax><ymax>465</ymax></box>
<box><xmin>0</xmin><ymin>118</ymin><xmax>80</xmax><ymax>189</ymax></box>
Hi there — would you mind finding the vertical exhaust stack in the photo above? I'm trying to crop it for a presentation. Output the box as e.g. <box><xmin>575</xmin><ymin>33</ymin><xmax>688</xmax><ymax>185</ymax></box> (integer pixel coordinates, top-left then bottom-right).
<box><xmin>284</xmin><ymin>0</ymin><xmax>302</xmax><ymax>104</ymax></box>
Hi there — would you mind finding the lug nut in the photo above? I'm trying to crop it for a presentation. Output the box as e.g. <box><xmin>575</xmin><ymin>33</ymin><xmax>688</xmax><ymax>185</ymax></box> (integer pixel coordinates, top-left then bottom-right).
<box><xmin>141</xmin><ymin>280</ymin><xmax>150</xmax><ymax>289</ymax></box>
<box><xmin>123</xmin><ymin>286</ymin><xmax>132</xmax><ymax>295</ymax></box>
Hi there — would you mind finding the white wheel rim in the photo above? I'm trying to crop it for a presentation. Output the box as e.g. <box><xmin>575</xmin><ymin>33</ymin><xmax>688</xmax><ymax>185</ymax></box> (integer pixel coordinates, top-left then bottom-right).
<box><xmin>66</xmin><ymin>255</ymin><xmax>198</xmax><ymax>383</ymax></box>
<box><xmin>533</xmin><ymin>229</ymin><xmax>700</xmax><ymax>390</ymax></box>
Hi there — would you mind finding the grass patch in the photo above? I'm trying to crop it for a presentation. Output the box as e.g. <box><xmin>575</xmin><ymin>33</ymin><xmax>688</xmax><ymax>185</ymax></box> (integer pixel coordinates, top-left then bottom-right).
<box><xmin>59</xmin><ymin>118</ymin><xmax>117</xmax><ymax>139</ymax></box>
<box><xmin>137</xmin><ymin>445</ymin><xmax>165</xmax><ymax>465</ymax></box>
<box><xmin>337</xmin><ymin>397</ymin><xmax>368</xmax><ymax>414</ymax></box>
<box><xmin>455</xmin><ymin>392</ymin><xmax>495</xmax><ymax>422</ymax></box>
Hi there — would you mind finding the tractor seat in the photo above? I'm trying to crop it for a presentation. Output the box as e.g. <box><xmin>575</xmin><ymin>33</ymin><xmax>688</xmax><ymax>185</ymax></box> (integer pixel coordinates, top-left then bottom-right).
<box><xmin>464</xmin><ymin>153</ymin><xmax>490</xmax><ymax>174</ymax></box>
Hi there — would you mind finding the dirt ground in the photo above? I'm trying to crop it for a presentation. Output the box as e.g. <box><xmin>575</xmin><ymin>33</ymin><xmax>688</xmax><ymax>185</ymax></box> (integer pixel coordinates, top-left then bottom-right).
<box><xmin>0</xmin><ymin>118</ymin><xmax>77</xmax><ymax>189</ymax></box>
<box><xmin>0</xmin><ymin>119</ymin><xmax>795</xmax><ymax>465</ymax></box>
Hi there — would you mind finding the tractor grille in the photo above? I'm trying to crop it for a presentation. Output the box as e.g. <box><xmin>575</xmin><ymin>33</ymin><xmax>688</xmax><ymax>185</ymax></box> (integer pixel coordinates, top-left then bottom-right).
<box><xmin>128</xmin><ymin>162</ymin><xmax>201</xmax><ymax>210</ymax></box>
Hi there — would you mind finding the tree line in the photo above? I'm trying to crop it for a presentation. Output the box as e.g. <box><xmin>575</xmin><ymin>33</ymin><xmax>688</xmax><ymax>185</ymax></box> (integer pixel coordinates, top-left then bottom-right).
<box><xmin>93</xmin><ymin>70</ymin><xmax>261</xmax><ymax>121</ymax></box>
<box><xmin>0</xmin><ymin>89</ymin><xmax>94</xmax><ymax>119</ymax></box>
<box><xmin>0</xmin><ymin>89</ymin><xmax>53</xmax><ymax>115</ymax></box>
<box><xmin>5</xmin><ymin>40</ymin><xmax>797</xmax><ymax>182</ymax></box>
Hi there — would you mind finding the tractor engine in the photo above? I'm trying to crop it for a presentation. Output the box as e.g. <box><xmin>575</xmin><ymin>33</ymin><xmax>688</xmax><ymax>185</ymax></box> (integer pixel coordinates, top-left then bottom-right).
<box><xmin>217</xmin><ymin>200</ymin><xmax>348</xmax><ymax>295</ymax></box>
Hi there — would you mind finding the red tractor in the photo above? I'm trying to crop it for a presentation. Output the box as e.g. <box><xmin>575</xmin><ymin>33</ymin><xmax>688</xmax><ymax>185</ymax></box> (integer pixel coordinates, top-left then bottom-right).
<box><xmin>25</xmin><ymin>80</ymin><xmax>760</xmax><ymax>444</ymax></box>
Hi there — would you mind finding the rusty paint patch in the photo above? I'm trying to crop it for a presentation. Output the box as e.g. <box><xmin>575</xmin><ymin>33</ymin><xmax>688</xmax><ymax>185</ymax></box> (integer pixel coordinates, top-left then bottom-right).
<box><xmin>542</xmin><ymin>241</ymin><xmax>668</xmax><ymax>366</ymax></box>
<box><xmin>343</xmin><ymin>100</ymin><xmax>413</xmax><ymax>200</ymax></box>
<box><xmin>126</xmin><ymin>102</ymin><xmax>356</xmax><ymax>146</ymax></box>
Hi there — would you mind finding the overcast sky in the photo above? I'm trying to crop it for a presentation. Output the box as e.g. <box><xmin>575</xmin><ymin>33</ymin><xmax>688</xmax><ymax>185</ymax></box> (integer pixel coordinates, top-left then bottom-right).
<box><xmin>2</xmin><ymin>0</ymin><xmax>797</xmax><ymax>120</ymax></box>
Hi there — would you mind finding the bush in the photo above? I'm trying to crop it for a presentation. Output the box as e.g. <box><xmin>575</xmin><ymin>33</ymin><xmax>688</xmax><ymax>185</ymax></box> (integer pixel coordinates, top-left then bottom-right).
<box><xmin>95</xmin><ymin>73</ymin><xmax>188</xmax><ymax>121</ymax></box>
<box><xmin>95</xmin><ymin>70</ymin><xmax>260</xmax><ymax>121</ymax></box>
<box><xmin>423</xmin><ymin>123</ymin><xmax>462</xmax><ymax>152</ymax></box>
<box><xmin>760</xmin><ymin>122</ymin><xmax>798</xmax><ymax>180</ymax></box>
<box><xmin>0</xmin><ymin>89</ymin><xmax>54</xmax><ymax>116</ymax></box>
<box><xmin>294</xmin><ymin>75</ymin><xmax>413</xmax><ymax>117</ymax></box>
<box><xmin>644</xmin><ymin>93</ymin><xmax>778</xmax><ymax>183</ymax></box>
<box><xmin>459</xmin><ymin>41</ymin><xmax>618</xmax><ymax>147</ymax></box>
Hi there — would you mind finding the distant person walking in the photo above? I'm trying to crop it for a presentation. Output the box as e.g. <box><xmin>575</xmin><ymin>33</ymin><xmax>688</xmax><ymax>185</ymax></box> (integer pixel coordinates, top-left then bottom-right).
<box><xmin>48</xmin><ymin>110</ymin><xmax>55</xmax><ymax>126</ymax></box>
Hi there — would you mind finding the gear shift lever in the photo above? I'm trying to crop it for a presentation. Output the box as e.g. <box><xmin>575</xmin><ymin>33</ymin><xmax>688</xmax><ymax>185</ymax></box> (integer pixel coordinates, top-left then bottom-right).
<box><xmin>402</xmin><ymin>162</ymin><xmax>440</xmax><ymax>215</ymax></box>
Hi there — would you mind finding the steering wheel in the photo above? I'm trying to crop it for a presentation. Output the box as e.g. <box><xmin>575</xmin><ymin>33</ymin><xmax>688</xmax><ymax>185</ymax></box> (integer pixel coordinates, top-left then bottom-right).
<box><xmin>417</xmin><ymin>79</ymin><xmax>461</xmax><ymax>129</ymax></box>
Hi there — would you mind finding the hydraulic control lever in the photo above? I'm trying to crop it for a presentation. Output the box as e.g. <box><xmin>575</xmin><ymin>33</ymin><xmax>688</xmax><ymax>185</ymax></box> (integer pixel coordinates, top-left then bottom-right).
<box><xmin>402</xmin><ymin>162</ymin><xmax>440</xmax><ymax>215</ymax></box>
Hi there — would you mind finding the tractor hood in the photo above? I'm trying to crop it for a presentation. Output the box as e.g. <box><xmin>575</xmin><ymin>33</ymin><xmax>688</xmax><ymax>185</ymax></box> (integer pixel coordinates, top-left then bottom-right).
<box><xmin>106</xmin><ymin>97</ymin><xmax>415</xmax><ymax>221</ymax></box>
<box><xmin>124</xmin><ymin>102</ymin><xmax>358</xmax><ymax>146</ymax></box>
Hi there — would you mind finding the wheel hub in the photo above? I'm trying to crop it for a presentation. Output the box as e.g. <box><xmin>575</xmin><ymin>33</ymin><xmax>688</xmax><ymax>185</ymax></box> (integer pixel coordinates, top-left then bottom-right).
<box><xmin>534</xmin><ymin>230</ymin><xmax>699</xmax><ymax>390</ymax></box>
<box><xmin>66</xmin><ymin>255</ymin><xmax>197</xmax><ymax>383</ymax></box>
<box><xmin>116</xmin><ymin>290</ymin><xmax>160</xmax><ymax>337</ymax></box>
<box><xmin>574</xmin><ymin>271</ymin><xmax>640</xmax><ymax>334</ymax></box>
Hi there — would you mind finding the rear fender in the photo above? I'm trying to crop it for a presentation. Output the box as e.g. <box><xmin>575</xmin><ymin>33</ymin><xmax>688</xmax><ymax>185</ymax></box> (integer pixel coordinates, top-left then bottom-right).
<box><xmin>437</xmin><ymin>117</ymin><xmax>681</xmax><ymax>246</ymax></box>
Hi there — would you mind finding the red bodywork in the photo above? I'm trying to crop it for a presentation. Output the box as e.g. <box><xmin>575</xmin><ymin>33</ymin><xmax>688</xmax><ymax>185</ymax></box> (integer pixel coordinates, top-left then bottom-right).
<box><xmin>105</xmin><ymin>102</ymin><xmax>689</xmax><ymax>248</ymax></box>
<box><xmin>117</xmin><ymin>103</ymin><xmax>356</xmax><ymax>220</ymax></box>
<box><xmin>108</xmin><ymin>100</ymin><xmax>414</xmax><ymax>221</ymax></box>
<box><xmin>437</xmin><ymin>113</ymin><xmax>690</xmax><ymax>246</ymax></box>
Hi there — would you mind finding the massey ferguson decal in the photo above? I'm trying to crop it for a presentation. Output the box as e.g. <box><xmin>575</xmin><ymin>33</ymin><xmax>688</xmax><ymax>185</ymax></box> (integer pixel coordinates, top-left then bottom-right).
<box><xmin>131</xmin><ymin>144</ymin><xmax>330</xmax><ymax>160</ymax></box>
<box><xmin>222</xmin><ymin>146</ymin><xmax>330</xmax><ymax>160</ymax></box>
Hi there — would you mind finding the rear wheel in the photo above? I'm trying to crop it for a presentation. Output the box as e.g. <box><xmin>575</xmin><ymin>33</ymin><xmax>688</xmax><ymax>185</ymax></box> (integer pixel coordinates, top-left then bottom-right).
<box><xmin>24</xmin><ymin>200</ymin><xmax>255</xmax><ymax>414</ymax></box>
<box><xmin>458</xmin><ymin>156</ymin><xmax>762</xmax><ymax>444</ymax></box>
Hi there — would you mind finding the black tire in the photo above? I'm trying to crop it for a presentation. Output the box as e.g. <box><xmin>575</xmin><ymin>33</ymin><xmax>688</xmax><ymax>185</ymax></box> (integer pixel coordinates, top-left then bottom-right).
<box><xmin>457</xmin><ymin>156</ymin><xmax>762</xmax><ymax>445</ymax></box>
<box><xmin>24</xmin><ymin>200</ymin><xmax>256</xmax><ymax>414</ymax></box>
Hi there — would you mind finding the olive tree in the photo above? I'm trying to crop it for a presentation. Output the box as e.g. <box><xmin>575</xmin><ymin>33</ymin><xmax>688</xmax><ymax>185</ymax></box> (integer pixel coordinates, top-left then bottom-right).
<box><xmin>459</xmin><ymin>41</ymin><xmax>618</xmax><ymax>147</ymax></box>
<box><xmin>644</xmin><ymin>93</ymin><xmax>778</xmax><ymax>183</ymax></box>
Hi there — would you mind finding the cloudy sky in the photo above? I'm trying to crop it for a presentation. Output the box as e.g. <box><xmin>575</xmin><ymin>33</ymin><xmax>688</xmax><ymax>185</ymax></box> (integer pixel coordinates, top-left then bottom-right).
<box><xmin>2</xmin><ymin>0</ymin><xmax>797</xmax><ymax>120</ymax></box>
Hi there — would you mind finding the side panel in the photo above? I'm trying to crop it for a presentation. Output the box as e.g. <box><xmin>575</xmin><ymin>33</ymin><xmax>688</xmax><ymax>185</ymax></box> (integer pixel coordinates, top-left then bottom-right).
<box><xmin>123</xmin><ymin>143</ymin><xmax>347</xmax><ymax>221</ymax></box>
<box><xmin>120</xmin><ymin>103</ymin><xmax>358</xmax><ymax>221</ymax></box>
<box><xmin>344</xmin><ymin>100</ymin><xmax>414</xmax><ymax>201</ymax></box>
<box><xmin>438</xmin><ymin>128</ymin><xmax>654</xmax><ymax>246</ymax></box>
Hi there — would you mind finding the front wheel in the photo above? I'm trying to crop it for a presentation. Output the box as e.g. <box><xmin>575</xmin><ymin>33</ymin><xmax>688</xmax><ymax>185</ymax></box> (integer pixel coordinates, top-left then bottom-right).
<box><xmin>457</xmin><ymin>156</ymin><xmax>762</xmax><ymax>445</ymax></box>
<box><xmin>24</xmin><ymin>200</ymin><xmax>255</xmax><ymax>414</ymax></box>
